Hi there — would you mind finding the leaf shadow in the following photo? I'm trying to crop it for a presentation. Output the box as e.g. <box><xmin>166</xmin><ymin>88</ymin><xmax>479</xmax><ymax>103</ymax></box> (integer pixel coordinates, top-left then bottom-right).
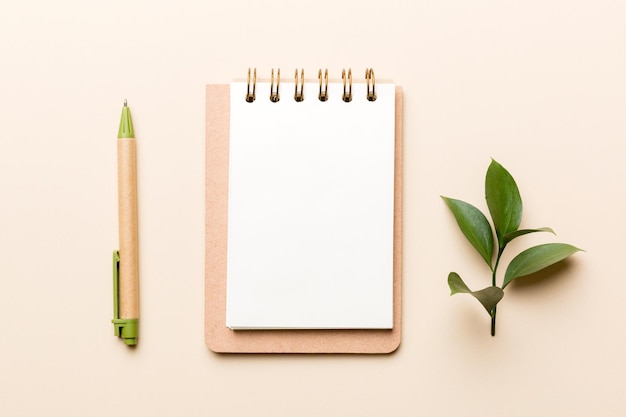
<box><xmin>507</xmin><ymin>258</ymin><xmax>579</xmax><ymax>294</ymax></box>
<box><xmin>447</xmin><ymin>297</ymin><xmax>492</xmax><ymax>339</ymax></box>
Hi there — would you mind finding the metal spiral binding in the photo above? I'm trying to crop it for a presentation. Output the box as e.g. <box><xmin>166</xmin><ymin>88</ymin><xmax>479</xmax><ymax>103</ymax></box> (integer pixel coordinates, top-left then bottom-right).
<box><xmin>246</xmin><ymin>68</ymin><xmax>256</xmax><ymax>103</ymax></box>
<box><xmin>294</xmin><ymin>69</ymin><xmax>304</xmax><ymax>102</ymax></box>
<box><xmin>243</xmin><ymin>68</ymin><xmax>377</xmax><ymax>103</ymax></box>
<box><xmin>318</xmin><ymin>69</ymin><xmax>329</xmax><ymax>102</ymax></box>
<box><xmin>365</xmin><ymin>68</ymin><xmax>376</xmax><ymax>102</ymax></box>
<box><xmin>270</xmin><ymin>68</ymin><xmax>280</xmax><ymax>102</ymax></box>
<box><xmin>342</xmin><ymin>68</ymin><xmax>352</xmax><ymax>102</ymax></box>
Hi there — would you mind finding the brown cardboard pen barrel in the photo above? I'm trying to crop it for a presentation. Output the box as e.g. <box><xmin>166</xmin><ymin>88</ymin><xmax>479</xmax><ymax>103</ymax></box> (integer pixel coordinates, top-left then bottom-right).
<box><xmin>117</xmin><ymin>138</ymin><xmax>139</xmax><ymax>320</ymax></box>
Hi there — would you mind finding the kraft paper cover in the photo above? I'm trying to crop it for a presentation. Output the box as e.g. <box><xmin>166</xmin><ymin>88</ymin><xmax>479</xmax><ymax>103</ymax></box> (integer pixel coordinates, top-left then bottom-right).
<box><xmin>205</xmin><ymin>84</ymin><xmax>403</xmax><ymax>353</ymax></box>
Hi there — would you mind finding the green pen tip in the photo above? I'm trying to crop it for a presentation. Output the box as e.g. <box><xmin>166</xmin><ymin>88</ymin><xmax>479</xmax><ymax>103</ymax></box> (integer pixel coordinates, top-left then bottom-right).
<box><xmin>118</xmin><ymin>100</ymin><xmax>134</xmax><ymax>138</ymax></box>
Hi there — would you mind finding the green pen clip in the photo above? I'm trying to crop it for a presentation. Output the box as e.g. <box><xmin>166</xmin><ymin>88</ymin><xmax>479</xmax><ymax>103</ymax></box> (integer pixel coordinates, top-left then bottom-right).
<box><xmin>112</xmin><ymin>250</ymin><xmax>138</xmax><ymax>345</ymax></box>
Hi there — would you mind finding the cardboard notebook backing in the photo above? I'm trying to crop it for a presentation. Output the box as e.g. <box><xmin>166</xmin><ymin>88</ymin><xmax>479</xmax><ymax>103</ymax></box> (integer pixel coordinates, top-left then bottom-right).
<box><xmin>205</xmin><ymin>83</ymin><xmax>403</xmax><ymax>353</ymax></box>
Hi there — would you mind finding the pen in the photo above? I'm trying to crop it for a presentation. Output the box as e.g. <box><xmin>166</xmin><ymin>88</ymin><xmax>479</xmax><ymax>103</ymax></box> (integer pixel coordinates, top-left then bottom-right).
<box><xmin>112</xmin><ymin>99</ymin><xmax>139</xmax><ymax>345</ymax></box>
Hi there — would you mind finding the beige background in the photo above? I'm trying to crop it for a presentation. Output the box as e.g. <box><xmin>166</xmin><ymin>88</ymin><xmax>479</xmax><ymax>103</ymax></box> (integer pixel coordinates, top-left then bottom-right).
<box><xmin>0</xmin><ymin>0</ymin><xmax>623</xmax><ymax>416</ymax></box>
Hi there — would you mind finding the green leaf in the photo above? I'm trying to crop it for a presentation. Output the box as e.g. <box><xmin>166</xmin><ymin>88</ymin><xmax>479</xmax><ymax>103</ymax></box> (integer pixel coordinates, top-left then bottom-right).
<box><xmin>485</xmin><ymin>159</ymin><xmax>522</xmax><ymax>247</ymax></box>
<box><xmin>502</xmin><ymin>243</ymin><xmax>582</xmax><ymax>288</ymax></box>
<box><xmin>448</xmin><ymin>271</ymin><xmax>472</xmax><ymax>294</ymax></box>
<box><xmin>502</xmin><ymin>227</ymin><xmax>555</xmax><ymax>247</ymax></box>
<box><xmin>448</xmin><ymin>272</ymin><xmax>504</xmax><ymax>316</ymax></box>
<box><xmin>442</xmin><ymin>196</ymin><xmax>494</xmax><ymax>269</ymax></box>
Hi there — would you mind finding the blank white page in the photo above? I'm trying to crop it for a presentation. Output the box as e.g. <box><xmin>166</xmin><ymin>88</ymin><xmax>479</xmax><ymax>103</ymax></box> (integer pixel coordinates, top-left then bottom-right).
<box><xmin>226</xmin><ymin>80</ymin><xmax>395</xmax><ymax>329</ymax></box>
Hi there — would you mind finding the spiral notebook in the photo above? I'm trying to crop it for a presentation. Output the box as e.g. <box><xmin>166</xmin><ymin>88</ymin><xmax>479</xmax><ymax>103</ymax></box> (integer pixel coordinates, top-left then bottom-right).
<box><xmin>205</xmin><ymin>68</ymin><xmax>402</xmax><ymax>353</ymax></box>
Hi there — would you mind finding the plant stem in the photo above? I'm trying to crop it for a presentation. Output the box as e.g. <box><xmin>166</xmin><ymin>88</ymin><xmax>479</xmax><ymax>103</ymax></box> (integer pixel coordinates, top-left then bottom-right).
<box><xmin>491</xmin><ymin>247</ymin><xmax>504</xmax><ymax>337</ymax></box>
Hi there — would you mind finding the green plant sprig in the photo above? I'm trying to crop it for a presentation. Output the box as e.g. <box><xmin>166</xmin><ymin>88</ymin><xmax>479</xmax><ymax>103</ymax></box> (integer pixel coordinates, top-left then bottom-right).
<box><xmin>442</xmin><ymin>159</ymin><xmax>582</xmax><ymax>336</ymax></box>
